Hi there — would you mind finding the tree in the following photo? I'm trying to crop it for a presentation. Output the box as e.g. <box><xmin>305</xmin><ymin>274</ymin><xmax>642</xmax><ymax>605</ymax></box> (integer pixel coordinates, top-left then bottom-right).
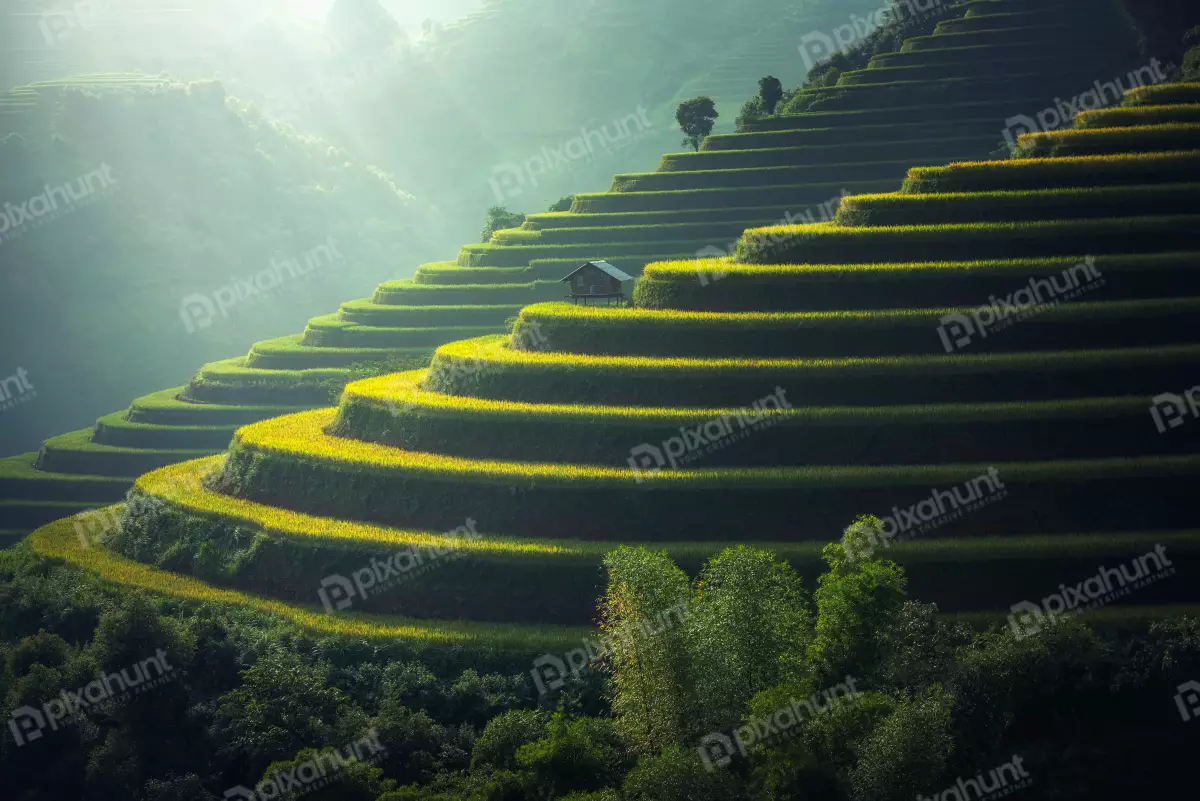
<box><xmin>687</xmin><ymin>546</ymin><xmax>811</xmax><ymax>732</ymax></box>
<box><xmin>599</xmin><ymin>547</ymin><xmax>694</xmax><ymax>754</ymax></box>
<box><xmin>480</xmin><ymin>205</ymin><xmax>526</xmax><ymax>243</ymax></box>
<box><xmin>515</xmin><ymin>711</ymin><xmax>630</xmax><ymax>798</ymax></box>
<box><xmin>675</xmin><ymin>97</ymin><xmax>718</xmax><ymax>152</ymax></box>
<box><xmin>758</xmin><ymin>76</ymin><xmax>784</xmax><ymax>115</ymax></box>
<box><xmin>1184</xmin><ymin>27</ymin><xmax>1200</xmax><ymax>80</ymax></box>
<box><xmin>472</xmin><ymin>709</ymin><xmax>550</xmax><ymax>772</ymax></box>
<box><xmin>805</xmin><ymin>518</ymin><xmax>907</xmax><ymax>687</ymax></box>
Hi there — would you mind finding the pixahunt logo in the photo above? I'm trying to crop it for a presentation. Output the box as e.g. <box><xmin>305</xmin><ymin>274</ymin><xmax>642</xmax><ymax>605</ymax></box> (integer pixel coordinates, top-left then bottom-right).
<box><xmin>1002</xmin><ymin>60</ymin><xmax>1167</xmax><ymax>151</ymax></box>
<box><xmin>1150</xmin><ymin>384</ymin><xmax>1200</xmax><ymax>434</ymax></box>
<box><xmin>1176</xmin><ymin>680</ymin><xmax>1200</xmax><ymax>722</ymax></box>
<box><xmin>318</xmin><ymin>519</ymin><xmax>480</xmax><ymax>613</ymax></box>
<box><xmin>798</xmin><ymin>0</ymin><xmax>946</xmax><ymax>69</ymax></box>
<box><xmin>39</xmin><ymin>0</ymin><xmax>113</xmax><ymax>45</ymax></box>
<box><xmin>918</xmin><ymin>755</ymin><xmax>1032</xmax><ymax>801</ymax></box>
<box><xmin>1007</xmin><ymin>545</ymin><xmax>1175</xmax><ymax>639</ymax></box>
<box><xmin>380</xmin><ymin>322</ymin><xmax>550</xmax><ymax>418</ymax></box>
<box><xmin>74</xmin><ymin>489</ymin><xmax>174</xmax><ymax>550</ymax></box>
<box><xmin>531</xmin><ymin>601</ymin><xmax>692</xmax><ymax>695</ymax></box>
<box><xmin>0</xmin><ymin>367</ymin><xmax>36</xmax><ymax>414</ymax></box>
<box><xmin>627</xmin><ymin>388</ymin><xmax>792</xmax><ymax>482</ymax></box>
<box><xmin>9</xmin><ymin>649</ymin><xmax>175</xmax><ymax>746</ymax></box>
<box><xmin>697</xmin><ymin>676</ymin><xmax>860</xmax><ymax>771</ymax></box>
<box><xmin>693</xmin><ymin>190</ymin><xmax>849</xmax><ymax>286</ymax></box>
<box><xmin>936</xmin><ymin>257</ymin><xmax>1103</xmax><ymax>352</ymax></box>
<box><xmin>489</xmin><ymin>107</ymin><xmax>655</xmax><ymax>202</ymax></box>
<box><xmin>0</xmin><ymin>163</ymin><xmax>118</xmax><ymax>244</ymax></box>
<box><xmin>180</xmin><ymin>238</ymin><xmax>344</xmax><ymax>333</ymax></box>
<box><xmin>223</xmin><ymin>730</ymin><xmax>387</xmax><ymax>800</ymax></box>
<box><xmin>843</xmin><ymin>469</ymin><xmax>1007</xmax><ymax>560</ymax></box>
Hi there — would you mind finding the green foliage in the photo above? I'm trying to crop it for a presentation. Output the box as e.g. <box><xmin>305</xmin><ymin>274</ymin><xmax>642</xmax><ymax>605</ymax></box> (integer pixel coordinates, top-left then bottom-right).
<box><xmin>213</xmin><ymin>650</ymin><xmax>359</xmax><ymax>769</ymax></box>
<box><xmin>514</xmin><ymin>711</ymin><xmax>630</xmax><ymax>798</ymax></box>
<box><xmin>757</xmin><ymin>76</ymin><xmax>784</xmax><ymax>115</ymax></box>
<box><xmin>845</xmin><ymin>688</ymin><xmax>954</xmax><ymax>801</ymax></box>
<box><xmin>548</xmin><ymin>196</ymin><xmax>576</xmax><ymax>213</ymax></box>
<box><xmin>807</xmin><ymin>521</ymin><xmax>907</xmax><ymax>686</ymax></box>
<box><xmin>675</xmin><ymin>96</ymin><xmax>718</xmax><ymax>152</ymax></box>
<box><xmin>621</xmin><ymin>745</ymin><xmax>736</xmax><ymax>801</ymax></box>
<box><xmin>255</xmin><ymin>744</ymin><xmax>396</xmax><ymax>801</ymax></box>
<box><xmin>472</xmin><ymin>709</ymin><xmax>550</xmax><ymax>771</ymax></box>
<box><xmin>1184</xmin><ymin>27</ymin><xmax>1200</xmax><ymax>80</ymax></box>
<box><xmin>688</xmin><ymin>546</ymin><xmax>811</xmax><ymax>730</ymax></box>
<box><xmin>480</xmin><ymin>206</ymin><xmax>527</xmax><ymax>243</ymax></box>
<box><xmin>12</xmin><ymin>630</ymin><xmax>72</xmax><ymax>674</ymax></box>
<box><xmin>599</xmin><ymin>547</ymin><xmax>694</xmax><ymax>754</ymax></box>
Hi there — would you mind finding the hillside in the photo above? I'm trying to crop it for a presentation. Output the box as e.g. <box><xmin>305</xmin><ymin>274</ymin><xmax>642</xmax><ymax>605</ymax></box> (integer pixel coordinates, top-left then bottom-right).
<box><xmin>57</xmin><ymin>73</ymin><xmax>1199</xmax><ymax>635</ymax></box>
<box><xmin>0</xmin><ymin>76</ymin><xmax>444</xmax><ymax>460</ymax></box>
<box><xmin>17</xmin><ymin>0</ymin><xmax>1192</xmax><ymax>634</ymax></box>
<box><xmin>1</xmin><ymin>0</ymin><xmax>886</xmax><ymax>229</ymax></box>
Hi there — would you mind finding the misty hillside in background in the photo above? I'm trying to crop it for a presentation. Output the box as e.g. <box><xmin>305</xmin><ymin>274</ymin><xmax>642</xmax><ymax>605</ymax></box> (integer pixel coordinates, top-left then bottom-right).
<box><xmin>4</xmin><ymin>0</ymin><xmax>835</xmax><ymax>227</ymax></box>
<box><xmin>0</xmin><ymin>76</ymin><xmax>444</xmax><ymax>454</ymax></box>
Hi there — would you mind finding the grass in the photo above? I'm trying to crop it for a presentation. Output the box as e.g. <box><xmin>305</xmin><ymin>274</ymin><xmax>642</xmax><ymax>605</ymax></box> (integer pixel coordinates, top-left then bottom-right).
<box><xmin>108</xmin><ymin>460</ymin><xmax>1200</xmax><ymax>622</ymax></box>
<box><xmin>1014</xmin><ymin>124</ymin><xmax>1200</xmax><ymax>158</ymax></box>
<box><xmin>523</xmin><ymin>207</ymin><xmax>797</xmax><ymax>230</ymax></box>
<box><xmin>902</xmin><ymin>151</ymin><xmax>1200</xmax><ymax>193</ymax></box>
<box><xmin>640</xmin><ymin>252</ymin><xmax>1198</xmax><ymax>283</ymax></box>
<box><xmin>334</xmin><ymin>370</ymin><xmax>1186</xmax><ymax>468</ymax></box>
<box><xmin>868</xmin><ymin>40</ymin><xmax>1130</xmax><ymax>68</ymax></box>
<box><xmin>510</xmin><ymin>297</ymin><xmax>1200</xmax><ymax>357</ymax></box>
<box><xmin>456</xmin><ymin>242</ymin><xmax>703</xmax><ymax>268</ymax></box>
<box><xmin>1076</xmin><ymin>105</ymin><xmax>1200</xmax><ymax>129</ymax></box>
<box><xmin>0</xmin><ymin>452</ymin><xmax>131</xmax><ymax>501</ymax></box>
<box><xmin>26</xmin><ymin>513</ymin><xmax>589</xmax><ymax>652</ymax></box>
<box><xmin>91</xmin><ymin>411</ymin><xmax>238</xmax><ymax>450</ymax></box>
<box><xmin>422</xmin><ymin>335</ymin><xmax>1200</xmax><ymax>407</ymax></box>
<box><xmin>337</xmin><ymin>301</ymin><xmax>523</xmax><ymax>327</ymax></box>
<box><xmin>490</xmin><ymin>222</ymin><xmax>756</xmax><ymax>246</ymax></box>
<box><xmin>36</xmin><ymin>428</ymin><xmax>213</xmax><ymax>477</ymax></box>
<box><xmin>1123</xmin><ymin>83</ymin><xmax>1200</xmax><ymax>107</ymax></box>
<box><xmin>736</xmin><ymin>215</ymin><xmax>1200</xmax><ymax>265</ymax></box>
<box><xmin>635</xmin><ymin>252</ymin><xmax>1200</xmax><ymax>312</ymax></box>
<box><xmin>184</xmin><ymin>358</ymin><xmax>354</xmax><ymax>405</ymax></box>
<box><xmin>212</xmin><ymin>407</ymin><xmax>1200</xmax><ymax>542</ymax></box>
<box><xmin>572</xmin><ymin>181</ymin><xmax>894</xmax><ymax>213</ymax></box>
<box><xmin>412</xmin><ymin>265</ymin><xmax>533</xmax><ymax>284</ymax></box>
<box><xmin>901</xmin><ymin>24</ymin><xmax>1118</xmax><ymax>51</ymax></box>
<box><xmin>788</xmin><ymin>74</ymin><xmax>1099</xmax><ymax>110</ymax></box>
<box><xmin>125</xmin><ymin>387</ymin><xmax>305</xmax><ymax>426</ymax></box>
<box><xmin>229</xmin><ymin>407</ymin><xmax>1200</xmax><ymax>490</ymax></box>
<box><xmin>300</xmin><ymin>319</ymin><xmax>496</xmax><ymax>350</ymax></box>
<box><xmin>656</xmin><ymin>137</ymin><xmax>989</xmax><ymax>171</ymax></box>
<box><xmin>244</xmin><ymin>334</ymin><xmax>434</xmax><ymax>370</ymax></box>
<box><xmin>371</xmin><ymin>281</ymin><xmax>560</xmax><ymax>305</ymax></box>
<box><xmin>835</xmin><ymin>184</ymin><xmax>1200</xmax><ymax>226</ymax></box>
<box><xmin>748</xmin><ymin>98</ymin><xmax>1049</xmax><ymax>130</ymax></box>
<box><xmin>705</xmin><ymin>118</ymin><xmax>1004</xmax><ymax>151</ymax></box>
<box><xmin>609</xmin><ymin>158</ymin><xmax>953</xmax><ymax>193</ymax></box>
<box><xmin>837</xmin><ymin>55</ymin><xmax>1087</xmax><ymax>85</ymax></box>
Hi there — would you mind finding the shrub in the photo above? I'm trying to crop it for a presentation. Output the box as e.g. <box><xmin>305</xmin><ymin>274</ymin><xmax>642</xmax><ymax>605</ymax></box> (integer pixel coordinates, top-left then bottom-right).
<box><xmin>676</xmin><ymin>97</ymin><xmax>718</xmax><ymax>152</ymax></box>
<box><xmin>480</xmin><ymin>206</ymin><xmax>526</xmax><ymax>243</ymax></box>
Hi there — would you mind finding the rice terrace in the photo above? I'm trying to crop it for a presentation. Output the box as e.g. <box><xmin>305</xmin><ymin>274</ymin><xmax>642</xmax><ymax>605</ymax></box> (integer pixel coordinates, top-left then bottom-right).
<box><xmin>2</xmin><ymin>0</ymin><xmax>1200</xmax><ymax>799</ymax></box>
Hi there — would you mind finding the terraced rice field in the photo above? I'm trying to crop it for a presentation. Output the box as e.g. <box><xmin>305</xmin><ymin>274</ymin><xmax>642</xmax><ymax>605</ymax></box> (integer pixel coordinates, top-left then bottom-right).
<box><xmin>15</xmin><ymin>0</ymin><xmax>1191</xmax><ymax>644</ymax></box>
<box><xmin>31</xmin><ymin>75</ymin><xmax>1200</xmax><ymax>643</ymax></box>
